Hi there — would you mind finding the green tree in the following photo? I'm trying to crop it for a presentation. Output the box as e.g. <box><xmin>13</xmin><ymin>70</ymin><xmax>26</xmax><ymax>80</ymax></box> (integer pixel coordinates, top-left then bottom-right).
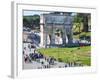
<box><xmin>23</xmin><ymin>15</ymin><xmax>40</xmax><ymax>29</ymax></box>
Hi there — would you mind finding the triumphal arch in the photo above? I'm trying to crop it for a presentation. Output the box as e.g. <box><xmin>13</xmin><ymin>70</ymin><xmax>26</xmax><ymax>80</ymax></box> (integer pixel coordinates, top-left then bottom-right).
<box><xmin>40</xmin><ymin>13</ymin><xmax>73</xmax><ymax>48</ymax></box>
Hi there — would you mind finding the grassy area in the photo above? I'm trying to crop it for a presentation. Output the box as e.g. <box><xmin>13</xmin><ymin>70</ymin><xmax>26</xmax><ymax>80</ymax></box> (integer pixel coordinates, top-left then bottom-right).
<box><xmin>37</xmin><ymin>46</ymin><xmax>91</xmax><ymax>66</ymax></box>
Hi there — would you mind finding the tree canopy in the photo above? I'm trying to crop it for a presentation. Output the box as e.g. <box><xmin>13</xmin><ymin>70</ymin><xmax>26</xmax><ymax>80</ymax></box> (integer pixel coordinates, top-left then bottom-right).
<box><xmin>23</xmin><ymin>14</ymin><xmax>40</xmax><ymax>29</ymax></box>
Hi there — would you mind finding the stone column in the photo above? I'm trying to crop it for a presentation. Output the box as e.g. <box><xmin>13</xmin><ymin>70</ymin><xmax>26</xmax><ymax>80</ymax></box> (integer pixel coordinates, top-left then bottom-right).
<box><xmin>50</xmin><ymin>24</ymin><xmax>55</xmax><ymax>46</ymax></box>
<box><xmin>67</xmin><ymin>25</ymin><xmax>73</xmax><ymax>44</ymax></box>
<box><xmin>44</xmin><ymin>23</ymin><xmax>48</xmax><ymax>48</ymax></box>
<box><xmin>62</xmin><ymin>25</ymin><xmax>67</xmax><ymax>45</ymax></box>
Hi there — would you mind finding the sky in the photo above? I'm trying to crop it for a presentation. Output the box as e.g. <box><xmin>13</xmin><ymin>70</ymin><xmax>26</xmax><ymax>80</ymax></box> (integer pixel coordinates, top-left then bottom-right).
<box><xmin>23</xmin><ymin>10</ymin><xmax>78</xmax><ymax>16</ymax></box>
<box><xmin>23</xmin><ymin>10</ymin><xmax>50</xmax><ymax>16</ymax></box>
